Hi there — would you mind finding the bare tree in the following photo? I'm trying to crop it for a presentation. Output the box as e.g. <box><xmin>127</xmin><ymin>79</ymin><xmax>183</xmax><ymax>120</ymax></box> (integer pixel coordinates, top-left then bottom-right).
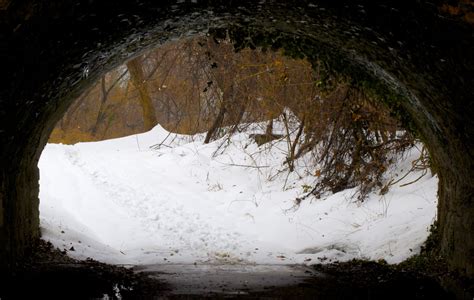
<box><xmin>127</xmin><ymin>57</ymin><xmax>158</xmax><ymax>131</ymax></box>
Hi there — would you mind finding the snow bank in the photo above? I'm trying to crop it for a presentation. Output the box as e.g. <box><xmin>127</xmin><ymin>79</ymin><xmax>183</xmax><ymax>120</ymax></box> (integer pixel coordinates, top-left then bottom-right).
<box><xmin>39</xmin><ymin>124</ymin><xmax>437</xmax><ymax>265</ymax></box>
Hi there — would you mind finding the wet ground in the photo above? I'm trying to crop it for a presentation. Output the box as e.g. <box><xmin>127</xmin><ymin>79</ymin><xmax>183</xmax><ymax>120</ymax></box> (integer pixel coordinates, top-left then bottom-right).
<box><xmin>136</xmin><ymin>264</ymin><xmax>318</xmax><ymax>297</ymax></box>
<box><xmin>139</xmin><ymin>261</ymin><xmax>454</xmax><ymax>300</ymax></box>
<box><xmin>0</xmin><ymin>241</ymin><xmax>464</xmax><ymax>299</ymax></box>
<box><xmin>0</xmin><ymin>262</ymin><xmax>456</xmax><ymax>299</ymax></box>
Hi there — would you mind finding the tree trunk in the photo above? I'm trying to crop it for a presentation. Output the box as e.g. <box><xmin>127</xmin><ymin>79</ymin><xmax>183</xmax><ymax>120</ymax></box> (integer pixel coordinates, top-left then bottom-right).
<box><xmin>91</xmin><ymin>76</ymin><xmax>109</xmax><ymax>136</ymax></box>
<box><xmin>204</xmin><ymin>83</ymin><xmax>234</xmax><ymax>144</ymax></box>
<box><xmin>127</xmin><ymin>58</ymin><xmax>158</xmax><ymax>131</ymax></box>
<box><xmin>265</xmin><ymin>119</ymin><xmax>274</xmax><ymax>136</ymax></box>
<box><xmin>204</xmin><ymin>103</ymin><xmax>227</xmax><ymax>144</ymax></box>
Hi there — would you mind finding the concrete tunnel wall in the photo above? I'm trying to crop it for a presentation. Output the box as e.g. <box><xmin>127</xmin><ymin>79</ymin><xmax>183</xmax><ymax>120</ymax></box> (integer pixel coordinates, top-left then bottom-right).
<box><xmin>0</xmin><ymin>0</ymin><xmax>473</xmax><ymax>279</ymax></box>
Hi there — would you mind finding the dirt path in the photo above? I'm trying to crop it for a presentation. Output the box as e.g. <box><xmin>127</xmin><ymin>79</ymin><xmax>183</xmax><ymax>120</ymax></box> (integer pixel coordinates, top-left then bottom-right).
<box><xmin>1</xmin><ymin>241</ymin><xmax>456</xmax><ymax>299</ymax></box>
<box><xmin>134</xmin><ymin>261</ymin><xmax>453</xmax><ymax>299</ymax></box>
<box><xmin>135</xmin><ymin>263</ymin><xmax>318</xmax><ymax>296</ymax></box>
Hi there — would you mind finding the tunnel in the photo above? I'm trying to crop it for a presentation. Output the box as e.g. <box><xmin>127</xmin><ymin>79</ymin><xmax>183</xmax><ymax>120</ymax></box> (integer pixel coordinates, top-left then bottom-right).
<box><xmin>0</xmin><ymin>0</ymin><xmax>473</xmax><ymax>289</ymax></box>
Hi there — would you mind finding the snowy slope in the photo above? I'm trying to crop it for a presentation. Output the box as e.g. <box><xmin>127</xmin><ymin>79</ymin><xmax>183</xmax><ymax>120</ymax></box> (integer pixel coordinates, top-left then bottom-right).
<box><xmin>39</xmin><ymin>124</ymin><xmax>437</xmax><ymax>265</ymax></box>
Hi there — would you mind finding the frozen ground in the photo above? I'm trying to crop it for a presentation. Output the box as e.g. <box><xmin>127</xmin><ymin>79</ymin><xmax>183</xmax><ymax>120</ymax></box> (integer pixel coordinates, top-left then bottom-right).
<box><xmin>39</xmin><ymin>124</ymin><xmax>437</xmax><ymax>266</ymax></box>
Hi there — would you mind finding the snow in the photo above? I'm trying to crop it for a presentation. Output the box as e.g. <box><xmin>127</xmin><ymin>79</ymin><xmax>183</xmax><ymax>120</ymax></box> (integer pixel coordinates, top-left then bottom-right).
<box><xmin>38</xmin><ymin>124</ymin><xmax>437</xmax><ymax>266</ymax></box>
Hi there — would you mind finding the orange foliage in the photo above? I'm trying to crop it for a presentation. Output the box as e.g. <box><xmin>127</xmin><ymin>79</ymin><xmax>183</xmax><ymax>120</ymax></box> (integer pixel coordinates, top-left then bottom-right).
<box><xmin>51</xmin><ymin>37</ymin><xmax>320</xmax><ymax>144</ymax></box>
<box><xmin>440</xmin><ymin>0</ymin><xmax>474</xmax><ymax>24</ymax></box>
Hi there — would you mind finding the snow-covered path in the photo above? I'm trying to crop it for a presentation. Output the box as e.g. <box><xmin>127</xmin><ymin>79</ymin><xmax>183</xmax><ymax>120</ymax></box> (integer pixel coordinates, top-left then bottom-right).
<box><xmin>39</xmin><ymin>125</ymin><xmax>438</xmax><ymax>266</ymax></box>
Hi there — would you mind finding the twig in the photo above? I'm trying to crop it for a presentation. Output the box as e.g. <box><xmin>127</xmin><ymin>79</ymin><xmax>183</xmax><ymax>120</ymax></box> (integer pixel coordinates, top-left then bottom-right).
<box><xmin>213</xmin><ymin>160</ymin><xmax>269</xmax><ymax>169</ymax></box>
<box><xmin>399</xmin><ymin>169</ymin><xmax>428</xmax><ymax>187</ymax></box>
<box><xmin>135</xmin><ymin>135</ymin><xmax>141</xmax><ymax>151</ymax></box>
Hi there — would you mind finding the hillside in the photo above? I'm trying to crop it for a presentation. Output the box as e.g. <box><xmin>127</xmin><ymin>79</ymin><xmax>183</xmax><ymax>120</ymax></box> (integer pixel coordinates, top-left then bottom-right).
<box><xmin>39</xmin><ymin>122</ymin><xmax>437</xmax><ymax>266</ymax></box>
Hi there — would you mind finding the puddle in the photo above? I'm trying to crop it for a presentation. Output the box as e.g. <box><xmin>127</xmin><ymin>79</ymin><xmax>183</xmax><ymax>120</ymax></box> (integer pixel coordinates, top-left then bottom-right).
<box><xmin>134</xmin><ymin>264</ymin><xmax>319</xmax><ymax>295</ymax></box>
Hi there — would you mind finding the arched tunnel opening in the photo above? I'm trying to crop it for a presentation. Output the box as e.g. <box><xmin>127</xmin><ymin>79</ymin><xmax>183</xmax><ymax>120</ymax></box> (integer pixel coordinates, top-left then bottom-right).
<box><xmin>37</xmin><ymin>34</ymin><xmax>437</xmax><ymax>267</ymax></box>
<box><xmin>0</xmin><ymin>0</ymin><xmax>473</xmax><ymax>298</ymax></box>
